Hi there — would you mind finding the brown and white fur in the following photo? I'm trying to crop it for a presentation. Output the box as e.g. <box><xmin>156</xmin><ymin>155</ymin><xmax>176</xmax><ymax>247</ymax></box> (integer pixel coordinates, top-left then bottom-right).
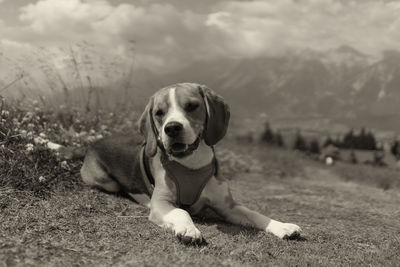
<box><xmin>80</xmin><ymin>83</ymin><xmax>301</xmax><ymax>244</ymax></box>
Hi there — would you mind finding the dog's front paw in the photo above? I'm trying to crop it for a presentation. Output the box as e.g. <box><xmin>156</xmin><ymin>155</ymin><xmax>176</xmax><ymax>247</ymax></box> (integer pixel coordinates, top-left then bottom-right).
<box><xmin>266</xmin><ymin>220</ymin><xmax>301</xmax><ymax>239</ymax></box>
<box><xmin>174</xmin><ymin>224</ymin><xmax>203</xmax><ymax>245</ymax></box>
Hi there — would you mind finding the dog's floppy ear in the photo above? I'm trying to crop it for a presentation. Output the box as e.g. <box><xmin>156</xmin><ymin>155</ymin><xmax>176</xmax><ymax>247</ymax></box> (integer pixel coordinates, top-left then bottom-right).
<box><xmin>138</xmin><ymin>97</ymin><xmax>158</xmax><ymax>157</ymax></box>
<box><xmin>200</xmin><ymin>85</ymin><xmax>230</xmax><ymax>146</ymax></box>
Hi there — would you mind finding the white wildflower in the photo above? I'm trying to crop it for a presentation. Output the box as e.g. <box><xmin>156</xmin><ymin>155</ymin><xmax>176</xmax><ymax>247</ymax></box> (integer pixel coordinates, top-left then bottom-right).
<box><xmin>25</xmin><ymin>143</ymin><xmax>34</xmax><ymax>152</ymax></box>
<box><xmin>20</xmin><ymin>129</ymin><xmax>27</xmax><ymax>137</ymax></box>
<box><xmin>34</xmin><ymin>136</ymin><xmax>48</xmax><ymax>145</ymax></box>
<box><xmin>38</xmin><ymin>176</ymin><xmax>46</xmax><ymax>183</ymax></box>
<box><xmin>86</xmin><ymin>136</ymin><xmax>96</xmax><ymax>142</ymax></box>
<box><xmin>46</xmin><ymin>141</ymin><xmax>62</xmax><ymax>150</ymax></box>
<box><xmin>77</xmin><ymin>131</ymin><xmax>87</xmax><ymax>137</ymax></box>
<box><xmin>60</xmin><ymin>161</ymin><xmax>69</xmax><ymax>169</ymax></box>
<box><xmin>1</xmin><ymin>110</ymin><xmax>9</xmax><ymax>117</ymax></box>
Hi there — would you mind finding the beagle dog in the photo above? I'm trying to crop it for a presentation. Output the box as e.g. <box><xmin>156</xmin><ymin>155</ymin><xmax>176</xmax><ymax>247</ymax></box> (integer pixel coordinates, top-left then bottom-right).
<box><xmin>80</xmin><ymin>83</ymin><xmax>301</xmax><ymax>244</ymax></box>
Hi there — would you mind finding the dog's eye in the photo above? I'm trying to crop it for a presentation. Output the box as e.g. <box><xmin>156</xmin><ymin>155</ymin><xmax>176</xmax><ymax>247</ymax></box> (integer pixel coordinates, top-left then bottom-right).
<box><xmin>155</xmin><ymin>109</ymin><xmax>165</xmax><ymax>117</ymax></box>
<box><xmin>185</xmin><ymin>102</ymin><xmax>199</xmax><ymax>112</ymax></box>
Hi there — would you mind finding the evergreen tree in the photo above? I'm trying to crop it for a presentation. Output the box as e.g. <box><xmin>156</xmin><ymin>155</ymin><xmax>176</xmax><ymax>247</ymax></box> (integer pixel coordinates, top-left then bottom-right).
<box><xmin>357</xmin><ymin>127</ymin><xmax>367</xmax><ymax>149</ymax></box>
<box><xmin>366</xmin><ymin>131</ymin><xmax>377</xmax><ymax>150</ymax></box>
<box><xmin>343</xmin><ymin>129</ymin><xmax>355</xmax><ymax>149</ymax></box>
<box><xmin>294</xmin><ymin>131</ymin><xmax>308</xmax><ymax>152</ymax></box>
<box><xmin>391</xmin><ymin>141</ymin><xmax>400</xmax><ymax>159</ymax></box>
<box><xmin>261</xmin><ymin>122</ymin><xmax>275</xmax><ymax>144</ymax></box>
<box><xmin>334</xmin><ymin>136</ymin><xmax>343</xmax><ymax>148</ymax></box>
<box><xmin>309</xmin><ymin>138</ymin><xmax>321</xmax><ymax>154</ymax></box>
<box><xmin>275</xmin><ymin>131</ymin><xmax>285</xmax><ymax>147</ymax></box>
<box><xmin>323</xmin><ymin>136</ymin><xmax>334</xmax><ymax>147</ymax></box>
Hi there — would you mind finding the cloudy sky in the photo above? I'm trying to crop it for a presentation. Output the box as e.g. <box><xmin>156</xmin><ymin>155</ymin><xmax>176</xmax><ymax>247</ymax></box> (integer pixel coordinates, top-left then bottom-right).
<box><xmin>1</xmin><ymin>0</ymin><xmax>400</xmax><ymax>72</ymax></box>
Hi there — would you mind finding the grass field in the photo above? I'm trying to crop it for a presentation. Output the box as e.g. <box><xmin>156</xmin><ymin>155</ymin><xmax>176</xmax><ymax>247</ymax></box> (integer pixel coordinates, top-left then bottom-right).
<box><xmin>2</xmin><ymin>36</ymin><xmax>400</xmax><ymax>266</ymax></box>
<box><xmin>1</xmin><ymin>108</ymin><xmax>400</xmax><ymax>267</ymax></box>
<box><xmin>0</xmin><ymin>88</ymin><xmax>399</xmax><ymax>266</ymax></box>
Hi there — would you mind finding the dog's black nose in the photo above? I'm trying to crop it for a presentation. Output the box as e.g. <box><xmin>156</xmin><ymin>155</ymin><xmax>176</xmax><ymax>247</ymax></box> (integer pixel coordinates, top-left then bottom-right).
<box><xmin>164</xmin><ymin>122</ymin><xmax>183</xmax><ymax>138</ymax></box>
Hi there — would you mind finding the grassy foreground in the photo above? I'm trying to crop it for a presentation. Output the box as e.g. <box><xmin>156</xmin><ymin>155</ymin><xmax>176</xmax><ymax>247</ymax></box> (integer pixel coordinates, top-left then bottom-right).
<box><xmin>1</xmin><ymin>100</ymin><xmax>400</xmax><ymax>266</ymax></box>
<box><xmin>1</xmin><ymin>140</ymin><xmax>400</xmax><ymax>266</ymax></box>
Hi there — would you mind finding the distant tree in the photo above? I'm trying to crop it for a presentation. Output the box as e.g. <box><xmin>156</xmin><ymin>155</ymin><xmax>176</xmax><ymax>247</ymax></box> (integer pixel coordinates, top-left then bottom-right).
<box><xmin>391</xmin><ymin>141</ymin><xmax>400</xmax><ymax>159</ymax></box>
<box><xmin>294</xmin><ymin>131</ymin><xmax>308</xmax><ymax>152</ymax></box>
<box><xmin>323</xmin><ymin>136</ymin><xmax>334</xmax><ymax>147</ymax></box>
<box><xmin>356</xmin><ymin>127</ymin><xmax>367</xmax><ymax>149</ymax></box>
<box><xmin>275</xmin><ymin>131</ymin><xmax>285</xmax><ymax>147</ymax></box>
<box><xmin>343</xmin><ymin>129</ymin><xmax>355</xmax><ymax>149</ymax></box>
<box><xmin>309</xmin><ymin>138</ymin><xmax>321</xmax><ymax>154</ymax></box>
<box><xmin>261</xmin><ymin>122</ymin><xmax>275</xmax><ymax>144</ymax></box>
<box><xmin>334</xmin><ymin>136</ymin><xmax>343</xmax><ymax>148</ymax></box>
<box><xmin>365</xmin><ymin>131</ymin><xmax>377</xmax><ymax>150</ymax></box>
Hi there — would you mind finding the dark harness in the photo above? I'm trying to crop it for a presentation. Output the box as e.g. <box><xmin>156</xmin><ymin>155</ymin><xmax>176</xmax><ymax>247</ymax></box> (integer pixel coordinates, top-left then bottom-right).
<box><xmin>139</xmin><ymin>145</ymin><xmax>218</xmax><ymax>208</ymax></box>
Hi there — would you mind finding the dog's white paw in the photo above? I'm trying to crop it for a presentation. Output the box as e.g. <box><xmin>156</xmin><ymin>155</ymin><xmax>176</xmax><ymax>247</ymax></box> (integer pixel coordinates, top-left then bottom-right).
<box><xmin>174</xmin><ymin>224</ymin><xmax>203</xmax><ymax>244</ymax></box>
<box><xmin>266</xmin><ymin>220</ymin><xmax>302</xmax><ymax>239</ymax></box>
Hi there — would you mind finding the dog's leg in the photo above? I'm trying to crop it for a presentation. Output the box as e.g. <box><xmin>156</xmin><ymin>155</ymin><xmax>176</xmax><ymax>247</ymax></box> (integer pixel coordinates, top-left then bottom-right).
<box><xmin>81</xmin><ymin>151</ymin><xmax>121</xmax><ymax>192</ymax></box>
<box><xmin>149</xmin><ymin>188</ymin><xmax>203</xmax><ymax>244</ymax></box>
<box><xmin>204</xmin><ymin>178</ymin><xmax>301</xmax><ymax>239</ymax></box>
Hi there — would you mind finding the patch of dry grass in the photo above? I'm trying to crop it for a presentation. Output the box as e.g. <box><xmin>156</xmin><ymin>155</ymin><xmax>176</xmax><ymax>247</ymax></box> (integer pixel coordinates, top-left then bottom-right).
<box><xmin>1</xmin><ymin>154</ymin><xmax>399</xmax><ymax>266</ymax></box>
<box><xmin>0</xmin><ymin>97</ymin><xmax>399</xmax><ymax>266</ymax></box>
<box><xmin>329</xmin><ymin>161</ymin><xmax>400</xmax><ymax>191</ymax></box>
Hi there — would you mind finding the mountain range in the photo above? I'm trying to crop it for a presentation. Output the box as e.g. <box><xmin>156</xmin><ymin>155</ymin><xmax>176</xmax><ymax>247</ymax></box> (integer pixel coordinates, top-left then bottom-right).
<box><xmin>147</xmin><ymin>45</ymin><xmax>400</xmax><ymax>134</ymax></box>
<box><xmin>2</xmin><ymin>45</ymin><xmax>399</xmax><ymax>134</ymax></box>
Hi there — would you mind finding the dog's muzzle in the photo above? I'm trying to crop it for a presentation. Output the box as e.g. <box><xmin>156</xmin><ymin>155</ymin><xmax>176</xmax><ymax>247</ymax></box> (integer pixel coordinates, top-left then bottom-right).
<box><xmin>167</xmin><ymin>136</ymin><xmax>201</xmax><ymax>158</ymax></box>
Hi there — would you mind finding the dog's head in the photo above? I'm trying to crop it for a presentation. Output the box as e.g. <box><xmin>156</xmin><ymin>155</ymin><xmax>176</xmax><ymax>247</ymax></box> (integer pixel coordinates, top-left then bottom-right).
<box><xmin>138</xmin><ymin>83</ymin><xmax>230</xmax><ymax>158</ymax></box>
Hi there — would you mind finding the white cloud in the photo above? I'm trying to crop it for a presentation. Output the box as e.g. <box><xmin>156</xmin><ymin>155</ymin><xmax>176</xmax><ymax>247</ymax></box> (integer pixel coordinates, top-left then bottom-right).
<box><xmin>19</xmin><ymin>0</ymin><xmax>113</xmax><ymax>40</ymax></box>
<box><xmin>1</xmin><ymin>0</ymin><xmax>400</xmax><ymax>73</ymax></box>
<box><xmin>207</xmin><ymin>0</ymin><xmax>400</xmax><ymax>57</ymax></box>
<box><xmin>11</xmin><ymin>0</ymin><xmax>216</xmax><ymax>71</ymax></box>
